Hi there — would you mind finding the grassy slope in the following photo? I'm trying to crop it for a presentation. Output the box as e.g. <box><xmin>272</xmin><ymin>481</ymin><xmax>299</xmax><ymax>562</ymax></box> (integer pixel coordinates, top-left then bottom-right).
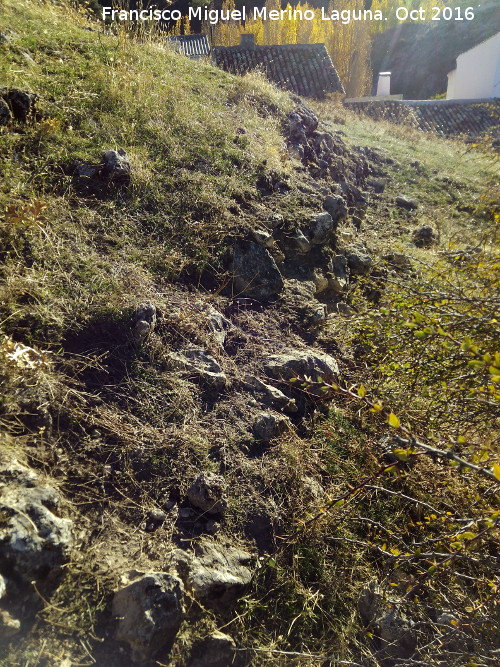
<box><xmin>1</xmin><ymin>2</ymin><xmax>499</xmax><ymax>666</ymax></box>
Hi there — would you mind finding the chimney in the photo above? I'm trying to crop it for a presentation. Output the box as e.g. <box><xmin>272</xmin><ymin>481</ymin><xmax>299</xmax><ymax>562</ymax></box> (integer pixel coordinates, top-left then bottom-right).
<box><xmin>240</xmin><ymin>33</ymin><xmax>256</xmax><ymax>49</ymax></box>
<box><xmin>377</xmin><ymin>72</ymin><xmax>391</xmax><ymax>97</ymax></box>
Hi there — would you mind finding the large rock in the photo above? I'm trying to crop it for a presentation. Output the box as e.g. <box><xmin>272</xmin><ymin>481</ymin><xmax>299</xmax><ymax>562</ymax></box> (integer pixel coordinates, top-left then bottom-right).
<box><xmin>264</xmin><ymin>349</ymin><xmax>339</xmax><ymax>384</ymax></box>
<box><xmin>113</xmin><ymin>572</ymin><xmax>184</xmax><ymax>663</ymax></box>
<box><xmin>168</xmin><ymin>348</ymin><xmax>227</xmax><ymax>391</ymax></box>
<box><xmin>0</xmin><ymin>459</ymin><xmax>73</xmax><ymax>583</ymax></box>
<box><xmin>187</xmin><ymin>473</ymin><xmax>227</xmax><ymax>515</ymax></box>
<box><xmin>232</xmin><ymin>241</ymin><xmax>284</xmax><ymax>302</ymax></box>
<box><xmin>166</xmin><ymin>540</ymin><xmax>253</xmax><ymax>610</ymax></box>
<box><xmin>244</xmin><ymin>376</ymin><xmax>297</xmax><ymax>413</ymax></box>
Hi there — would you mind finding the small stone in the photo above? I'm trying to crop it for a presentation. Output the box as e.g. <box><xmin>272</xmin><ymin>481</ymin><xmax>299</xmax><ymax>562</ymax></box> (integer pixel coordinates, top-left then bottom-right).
<box><xmin>289</xmin><ymin>229</ymin><xmax>311</xmax><ymax>254</ymax></box>
<box><xmin>0</xmin><ymin>610</ymin><xmax>21</xmax><ymax>638</ymax></box>
<box><xmin>335</xmin><ymin>302</ymin><xmax>355</xmax><ymax>317</ymax></box>
<box><xmin>436</xmin><ymin>612</ymin><xmax>459</xmax><ymax>626</ymax></box>
<box><xmin>100</xmin><ymin>149</ymin><xmax>130</xmax><ymax>183</ymax></box>
<box><xmin>327</xmin><ymin>254</ymin><xmax>350</xmax><ymax>293</ymax></box>
<box><xmin>187</xmin><ymin>473</ymin><xmax>227</xmax><ymax>515</ymax></box>
<box><xmin>367</xmin><ymin>177</ymin><xmax>387</xmax><ymax>193</ymax></box>
<box><xmin>412</xmin><ymin>225</ymin><xmax>438</xmax><ymax>248</ymax></box>
<box><xmin>206</xmin><ymin>308</ymin><xmax>232</xmax><ymax>347</ymax></box>
<box><xmin>251</xmin><ymin>229</ymin><xmax>274</xmax><ymax>248</ymax></box>
<box><xmin>252</xmin><ymin>412</ymin><xmax>291</xmax><ymax>442</ymax></box>
<box><xmin>131</xmin><ymin>302</ymin><xmax>156</xmax><ymax>342</ymax></box>
<box><xmin>166</xmin><ymin>540</ymin><xmax>253</xmax><ymax>610</ymax></box>
<box><xmin>313</xmin><ymin>270</ymin><xmax>329</xmax><ymax>294</ymax></box>
<box><xmin>205</xmin><ymin>520</ymin><xmax>219</xmax><ymax>534</ymax></box>
<box><xmin>149</xmin><ymin>509</ymin><xmax>167</xmax><ymax>523</ymax></box>
<box><xmin>396</xmin><ymin>195</ymin><xmax>419</xmax><ymax>210</ymax></box>
<box><xmin>179</xmin><ymin>508</ymin><xmax>193</xmax><ymax>519</ymax></box>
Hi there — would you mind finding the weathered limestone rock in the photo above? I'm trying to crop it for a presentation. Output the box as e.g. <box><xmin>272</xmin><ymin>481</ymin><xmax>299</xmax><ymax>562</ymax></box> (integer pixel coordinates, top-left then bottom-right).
<box><xmin>166</xmin><ymin>540</ymin><xmax>253</xmax><ymax>611</ymax></box>
<box><xmin>206</xmin><ymin>308</ymin><xmax>232</xmax><ymax>347</ymax></box>
<box><xmin>187</xmin><ymin>473</ymin><xmax>227</xmax><ymax>515</ymax></box>
<box><xmin>74</xmin><ymin>148</ymin><xmax>130</xmax><ymax>191</ymax></box>
<box><xmin>327</xmin><ymin>255</ymin><xmax>350</xmax><ymax>293</ymax></box>
<box><xmin>252</xmin><ymin>412</ymin><xmax>291</xmax><ymax>442</ymax></box>
<box><xmin>244</xmin><ymin>376</ymin><xmax>297</xmax><ymax>414</ymax></box>
<box><xmin>232</xmin><ymin>241</ymin><xmax>284</xmax><ymax>301</ymax></box>
<box><xmin>100</xmin><ymin>149</ymin><xmax>131</xmax><ymax>183</ymax></box>
<box><xmin>113</xmin><ymin>572</ymin><xmax>184</xmax><ymax>663</ymax></box>
<box><xmin>131</xmin><ymin>302</ymin><xmax>156</xmax><ymax>341</ymax></box>
<box><xmin>264</xmin><ymin>349</ymin><xmax>339</xmax><ymax>384</ymax></box>
<box><xmin>309</xmin><ymin>212</ymin><xmax>336</xmax><ymax>245</ymax></box>
<box><xmin>251</xmin><ymin>228</ymin><xmax>274</xmax><ymax>248</ymax></box>
<box><xmin>323</xmin><ymin>195</ymin><xmax>347</xmax><ymax>225</ymax></box>
<box><xmin>396</xmin><ymin>195</ymin><xmax>419</xmax><ymax>210</ymax></box>
<box><xmin>289</xmin><ymin>229</ymin><xmax>311</xmax><ymax>254</ymax></box>
<box><xmin>281</xmin><ymin>280</ymin><xmax>327</xmax><ymax>327</ymax></box>
<box><xmin>188</xmin><ymin>631</ymin><xmax>240</xmax><ymax>667</ymax></box>
<box><xmin>346</xmin><ymin>246</ymin><xmax>373</xmax><ymax>276</ymax></box>
<box><xmin>0</xmin><ymin>459</ymin><xmax>73</xmax><ymax>583</ymax></box>
<box><xmin>169</xmin><ymin>348</ymin><xmax>227</xmax><ymax>391</ymax></box>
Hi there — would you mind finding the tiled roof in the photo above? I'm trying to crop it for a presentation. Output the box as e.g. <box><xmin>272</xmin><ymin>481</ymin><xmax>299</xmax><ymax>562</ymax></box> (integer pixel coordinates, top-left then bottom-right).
<box><xmin>211</xmin><ymin>42</ymin><xmax>344</xmax><ymax>98</ymax></box>
<box><xmin>344</xmin><ymin>99</ymin><xmax>500</xmax><ymax>140</ymax></box>
<box><xmin>166</xmin><ymin>34</ymin><xmax>210</xmax><ymax>58</ymax></box>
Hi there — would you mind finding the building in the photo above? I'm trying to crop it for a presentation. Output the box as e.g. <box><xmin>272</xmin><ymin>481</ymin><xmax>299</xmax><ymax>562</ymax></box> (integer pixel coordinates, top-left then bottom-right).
<box><xmin>447</xmin><ymin>32</ymin><xmax>500</xmax><ymax>100</ymax></box>
<box><xmin>166</xmin><ymin>34</ymin><xmax>210</xmax><ymax>60</ymax></box>
<box><xmin>211</xmin><ymin>34</ymin><xmax>344</xmax><ymax>98</ymax></box>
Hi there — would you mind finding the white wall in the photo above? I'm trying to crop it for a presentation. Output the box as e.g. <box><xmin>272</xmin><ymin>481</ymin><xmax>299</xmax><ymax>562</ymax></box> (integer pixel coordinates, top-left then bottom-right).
<box><xmin>447</xmin><ymin>32</ymin><xmax>500</xmax><ymax>99</ymax></box>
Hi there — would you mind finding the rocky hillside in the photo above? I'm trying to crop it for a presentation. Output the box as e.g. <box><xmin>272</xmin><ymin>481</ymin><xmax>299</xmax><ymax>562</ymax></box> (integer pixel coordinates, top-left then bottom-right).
<box><xmin>1</xmin><ymin>1</ymin><xmax>499</xmax><ymax>666</ymax></box>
